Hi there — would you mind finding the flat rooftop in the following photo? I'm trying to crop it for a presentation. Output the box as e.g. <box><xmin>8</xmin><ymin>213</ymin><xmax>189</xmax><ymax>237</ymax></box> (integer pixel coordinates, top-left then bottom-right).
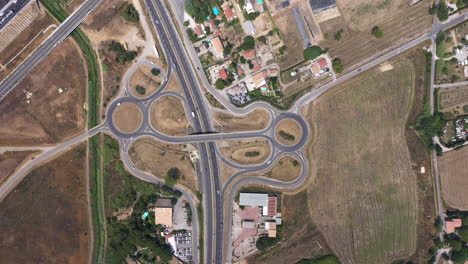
<box><xmin>309</xmin><ymin>0</ymin><xmax>336</xmax><ymax>14</ymax></box>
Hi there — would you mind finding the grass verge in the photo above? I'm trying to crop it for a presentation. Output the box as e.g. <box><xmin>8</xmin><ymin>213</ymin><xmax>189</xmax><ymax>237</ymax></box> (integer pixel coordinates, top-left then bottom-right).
<box><xmin>197</xmin><ymin>203</ymin><xmax>204</xmax><ymax>264</ymax></box>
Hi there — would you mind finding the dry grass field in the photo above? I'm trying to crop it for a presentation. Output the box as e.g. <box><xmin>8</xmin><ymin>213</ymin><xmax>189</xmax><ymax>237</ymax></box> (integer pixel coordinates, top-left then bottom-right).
<box><xmin>112</xmin><ymin>102</ymin><xmax>142</xmax><ymax>133</ymax></box>
<box><xmin>129</xmin><ymin>137</ymin><xmax>197</xmax><ymax>191</ymax></box>
<box><xmin>214</xmin><ymin>109</ymin><xmax>270</xmax><ymax>133</ymax></box>
<box><xmin>0</xmin><ymin>144</ymin><xmax>90</xmax><ymax>263</ymax></box>
<box><xmin>164</xmin><ymin>73</ymin><xmax>183</xmax><ymax>94</ymax></box>
<box><xmin>306</xmin><ymin>59</ymin><xmax>418</xmax><ymax>263</ymax></box>
<box><xmin>265</xmin><ymin>156</ymin><xmax>301</xmax><ymax>182</ymax></box>
<box><xmin>130</xmin><ymin>65</ymin><xmax>162</xmax><ymax>97</ymax></box>
<box><xmin>0</xmin><ymin>151</ymin><xmax>37</xmax><ymax>184</ymax></box>
<box><xmin>438</xmin><ymin>85</ymin><xmax>468</xmax><ymax>117</ymax></box>
<box><xmin>151</xmin><ymin>95</ymin><xmax>188</xmax><ymax>136</ymax></box>
<box><xmin>0</xmin><ymin>39</ymin><xmax>86</xmax><ymax>146</ymax></box>
<box><xmin>219</xmin><ymin>138</ymin><xmax>271</xmax><ymax>165</ymax></box>
<box><xmin>248</xmin><ymin>191</ymin><xmax>331</xmax><ymax>264</ymax></box>
<box><xmin>320</xmin><ymin>0</ymin><xmax>432</xmax><ymax>71</ymax></box>
<box><xmin>438</xmin><ymin>147</ymin><xmax>468</xmax><ymax>210</ymax></box>
<box><xmin>275</xmin><ymin>118</ymin><xmax>302</xmax><ymax>146</ymax></box>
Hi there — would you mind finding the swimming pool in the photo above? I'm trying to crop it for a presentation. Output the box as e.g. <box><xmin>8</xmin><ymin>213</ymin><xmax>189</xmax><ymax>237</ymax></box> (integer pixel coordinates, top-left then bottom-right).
<box><xmin>213</xmin><ymin>7</ymin><xmax>219</xmax><ymax>15</ymax></box>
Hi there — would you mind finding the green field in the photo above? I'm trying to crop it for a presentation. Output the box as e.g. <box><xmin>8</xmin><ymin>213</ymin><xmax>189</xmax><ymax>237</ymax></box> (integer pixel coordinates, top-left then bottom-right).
<box><xmin>306</xmin><ymin>59</ymin><xmax>418</xmax><ymax>263</ymax></box>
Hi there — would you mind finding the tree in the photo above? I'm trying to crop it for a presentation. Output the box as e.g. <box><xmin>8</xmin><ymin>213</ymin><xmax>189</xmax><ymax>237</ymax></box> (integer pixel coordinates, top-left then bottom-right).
<box><xmin>437</xmin><ymin>1</ymin><xmax>449</xmax><ymax>22</ymax></box>
<box><xmin>332</xmin><ymin>58</ymin><xmax>344</xmax><ymax>73</ymax></box>
<box><xmin>371</xmin><ymin>26</ymin><xmax>383</xmax><ymax>38</ymax></box>
<box><xmin>165</xmin><ymin>168</ymin><xmax>180</xmax><ymax>187</ymax></box>
<box><xmin>239</xmin><ymin>36</ymin><xmax>256</xmax><ymax>50</ymax></box>
<box><xmin>240</xmin><ymin>56</ymin><xmax>246</xmax><ymax>64</ymax></box>
<box><xmin>183</xmin><ymin>20</ymin><xmax>190</xmax><ymax>27</ymax></box>
<box><xmin>257</xmin><ymin>35</ymin><xmax>267</xmax><ymax>44</ymax></box>
<box><xmin>215</xmin><ymin>79</ymin><xmax>226</xmax><ymax>90</ymax></box>
<box><xmin>256</xmin><ymin>236</ymin><xmax>279</xmax><ymax>251</ymax></box>
<box><xmin>186</xmin><ymin>28</ymin><xmax>198</xmax><ymax>42</ymax></box>
<box><xmin>303</xmin><ymin>46</ymin><xmax>323</xmax><ymax>60</ymax></box>
<box><xmin>243</xmin><ymin>11</ymin><xmax>260</xmax><ymax>20</ymax></box>
<box><xmin>451</xmin><ymin>246</ymin><xmax>468</xmax><ymax>263</ymax></box>
<box><xmin>334</xmin><ymin>29</ymin><xmax>343</xmax><ymax>40</ymax></box>
<box><xmin>121</xmin><ymin>4</ymin><xmax>140</xmax><ymax>23</ymax></box>
<box><xmin>135</xmin><ymin>85</ymin><xmax>146</xmax><ymax>95</ymax></box>
<box><xmin>150</xmin><ymin>68</ymin><xmax>160</xmax><ymax>76</ymax></box>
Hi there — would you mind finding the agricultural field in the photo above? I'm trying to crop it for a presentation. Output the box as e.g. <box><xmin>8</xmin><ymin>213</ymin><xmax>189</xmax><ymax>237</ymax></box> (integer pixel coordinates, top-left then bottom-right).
<box><xmin>130</xmin><ymin>65</ymin><xmax>162</xmax><ymax>97</ymax></box>
<box><xmin>248</xmin><ymin>191</ymin><xmax>331</xmax><ymax>264</ymax></box>
<box><xmin>0</xmin><ymin>151</ymin><xmax>37</xmax><ymax>184</ymax></box>
<box><xmin>128</xmin><ymin>137</ymin><xmax>198</xmax><ymax>191</ymax></box>
<box><xmin>319</xmin><ymin>0</ymin><xmax>432</xmax><ymax>71</ymax></box>
<box><xmin>219</xmin><ymin>138</ymin><xmax>271</xmax><ymax>165</ymax></box>
<box><xmin>112</xmin><ymin>102</ymin><xmax>143</xmax><ymax>133</ymax></box>
<box><xmin>213</xmin><ymin>109</ymin><xmax>270</xmax><ymax>133</ymax></box>
<box><xmin>151</xmin><ymin>95</ymin><xmax>189</xmax><ymax>136</ymax></box>
<box><xmin>306</xmin><ymin>59</ymin><xmax>418</xmax><ymax>263</ymax></box>
<box><xmin>0</xmin><ymin>3</ymin><xmax>55</xmax><ymax>81</ymax></box>
<box><xmin>0</xmin><ymin>144</ymin><xmax>90</xmax><ymax>263</ymax></box>
<box><xmin>438</xmin><ymin>85</ymin><xmax>468</xmax><ymax>117</ymax></box>
<box><xmin>275</xmin><ymin>118</ymin><xmax>302</xmax><ymax>146</ymax></box>
<box><xmin>438</xmin><ymin>147</ymin><xmax>468</xmax><ymax>210</ymax></box>
<box><xmin>0</xmin><ymin>38</ymin><xmax>86</xmax><ymax>146</ymax></box>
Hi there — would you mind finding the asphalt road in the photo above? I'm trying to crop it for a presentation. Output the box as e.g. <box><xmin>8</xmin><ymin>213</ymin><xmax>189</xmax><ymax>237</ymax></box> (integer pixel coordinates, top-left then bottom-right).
<box><xmin>0</xmin><ymin>0</ymin><xmax>102</xmax><ymax>100</ymax></box>
<box><xmin>0</xmin><ymin>0</ymin><xmax>466</xmax><ymax>263</ymax></box>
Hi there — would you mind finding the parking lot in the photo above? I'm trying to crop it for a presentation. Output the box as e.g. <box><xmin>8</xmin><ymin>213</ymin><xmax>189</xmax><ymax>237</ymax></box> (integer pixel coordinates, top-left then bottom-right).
<box><xmin>174</xmin><ymin>232</ymin><xmax>193</xmax><ymax>263</ymax></box>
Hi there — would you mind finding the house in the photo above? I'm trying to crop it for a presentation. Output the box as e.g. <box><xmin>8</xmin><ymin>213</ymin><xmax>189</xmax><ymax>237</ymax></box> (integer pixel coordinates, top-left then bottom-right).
<box><xmin>222</xmin><ymin>2</ymin><xmax>237</xmax><ymax>21</ymax></box>
<box><xmin>243</xmin><ymin>49</ymin><xmax>256</xmax><ymax>60</ymax></box>
<box><xmin>252</xmin><ymin>70</ymin><xmax>267</xmax><ymax>89</ymax></box>
<box><xmin>209</xmin><ymin>20</ymin><xmax>221</xmax><ymax>35</ymax></box>
<box><xmin>219</xmin><ymin>69</ymin><xmax>228</xmax><ymax>80</ymax></box>
<box><xmin>268</xmin><ymin>67</ymin><xmax>279</xmax><ymax>77</ymax></box>
<box><xmin>310</xmin><ymin>62</ymin><xmax>321</xmax><ymax>75</ymax></box>
<box><xmin>243</xmin><ymin>20</ymin><xmax>256</xmax><ymax>35</ymax></box>
<box><xmin>317</xmin><ymin>58</ymin><xmax>327</xmax><ymax>68</ymax></box>
<box><xmin>266</xmin><ymin>221</ymin><xmax>277</xmax><ymax>237</ymax></box>
<box><xmin>193</xmin><ymin>24</ymin><xmax>205</xmax><ymax>38</ymax></box>
<box><xmin>446</xmin><ymin>219</ymin><xmax>462</xmax><ymax>233</ymax></box>
<box><xmin>211</xmin><ymin>37</ymin><xmax>225</xmax><ymax>58</ymax></box>
<box><xmin>155</xmin><ymin>198</ymin><xmax>173</xmax><ymax>227</ymax></box>
<box><xmin>244</xmin><ymin>0</ymin><xmax>255</xmax><ymax>13</ymax></box>
<box><xmin>252</xmin><ymin>59</ymin><xmax>261</xmax><ymax>72</ymax></box>
<box><xmin>237</xmin><ymin>66</ymin><xmax>245</xmax><ymax>75</ymax></box>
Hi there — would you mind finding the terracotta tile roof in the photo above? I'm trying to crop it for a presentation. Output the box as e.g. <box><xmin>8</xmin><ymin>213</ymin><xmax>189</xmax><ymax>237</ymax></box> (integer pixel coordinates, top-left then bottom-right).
<box><xmin>267</xmin><ymin>197</ymin><xmax>277</xmax><ymax>216</ymax></box>
<box><xmin>243</xmin><ymin>49</ymin><xmax>256</xmax><ymax>59</ymax></box>
<box><xmin>194</xmin><ymin>25</ymin><xmax>204</xmax><ymax>37</ymax></box>
<box><xmin>446</xmin><ymin>218</ymin><xmax>462</xmax><ymax>233</ymax></box>
<box><xmin>237</xmin><ymin>66</ymin><xmax>244</xmax><ymax>75</ymax></box>
<box><xmin>224</xmin><ymin>6</ymin><xmax>235</xmax><ymax>20</ymax></box>
<box><xmin>318</xmin><ymin>58</ymin><xmax>327</xmax><ymax>68</ymax></box>
<box><xmin>219</xmin><ymin>69</ymin><xmax>228</xmax><ymax>80</ymax></box>
<box><xmin>209</xmin><ymin>20</ymin><xmax>221</xmax><ymax>35</ymax></box>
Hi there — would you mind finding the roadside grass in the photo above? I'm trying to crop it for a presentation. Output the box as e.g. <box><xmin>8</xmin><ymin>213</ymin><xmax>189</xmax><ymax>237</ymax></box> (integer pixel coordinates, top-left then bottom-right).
<box><xmin>197</xmin><ymin>202</ymin><xmax>204</xmax><ymax>264</ymax></box>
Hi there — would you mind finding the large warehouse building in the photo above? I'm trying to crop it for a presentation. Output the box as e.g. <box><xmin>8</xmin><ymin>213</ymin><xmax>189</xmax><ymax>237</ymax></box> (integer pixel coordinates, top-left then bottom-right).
<box><xmin>309</xmin><ymin>0</ymin><xmax>336</xmax><ymax>14</ymax></box>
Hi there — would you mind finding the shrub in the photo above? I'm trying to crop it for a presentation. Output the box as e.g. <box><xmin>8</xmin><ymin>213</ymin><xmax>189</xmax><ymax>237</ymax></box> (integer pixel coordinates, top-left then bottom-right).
<box><xmin>292</xmin><ymin>160</ymin><xmax>300</xmax><ymax>167</ymax></box>
<box><xmin>256</xmin><ymin>236</ymin><xmax>279</xmax><ymax>251</ymax></box>
<box><xmin>165</xmin><ymin>167</ymin><xmax>181</xmax><ymax>187</ymax></box>
<box><xmin>135</xmin><ymin>85</ymin><xmax>146</xmax><ymax>95</ymax></box>
<box><xmin>243</xmin><ymin>11</ymin><xmax>260</xmax><ymax>20</ymax></box>
<box><xmin>215</xmin><ymin>79</ymin><xmax>226</xmax><ymax>90</ymax></box>
<box><xmin>279</xmin><ymin>130</ymin><xmax>295</xmax><ymax>141</ymax></box>
<box><xmin>437</xmin><ymin>1</ymin><xmax>449</xmax><ymax>21</ymax></box>
<box><xmin>183</xmin><ymin>20</ymin><xmax>190</xmax><ymax>27</ymax></box>
<box><xmin>334</xmin><ymin>29</ymin><xmax>344</xmax><ymax>40</ymax></box>
<box><xmin>151</xmin><ymin>68</ymin><xmax>160</xmax><ymax>76</ymax></box>
<box><xmin>245</xmin><ymin>151</ymin><xmax>260</xmax><ymax>157</ymax></box>
<box><xmin>121</xmin><ymin>4</ymin><xmax>139</xmax><ymax>23</ymax></box>
<box><xmin>186</xmin><ymin>28</ymin><xmax>198</xmax><ymax>42</ymax></box>
<box><xmin>332</xmin><ymin>58</ymin><xmax>344</xmax><ymax>73</ymax></box>
<box><xmin>257</xmin><ymin>35</ymin><xmax>267</xmax><ymax>44</ymax></box>
<box><xmin>303</xmin><ymin>46</ymin><xmax>323</xmax><ymax>60</ymax></box>
<box><xmin>371</xmin><ymin>26</ymin><xmax>383</xmax><ymax>38</ymax></box>
<box><xmin>239</xmin><ymin>36</ymin><xmax>256</xmax><ymax>50</ymax></box>
<box><xmin>107</xmin><ymin>41</ymin><xmax>137</xmax><ymax>64</ymax></box>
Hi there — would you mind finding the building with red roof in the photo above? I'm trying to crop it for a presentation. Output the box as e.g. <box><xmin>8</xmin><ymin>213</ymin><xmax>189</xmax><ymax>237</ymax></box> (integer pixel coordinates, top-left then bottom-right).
<box><xmin>209</xmin><ymin>20</ymin><xmax>221</xmax><ymax>35</ymax></box>
<box><xmin>446</xmin><ymin>218</ymin><xmax>462</xmax><ymax>233</ymax></box>
<box><xmin>267</xmin><ymin>197</ymin><xmax>277</xmax><ymax>216</ymax></box>
<box><xmin>222</xmin><ymin>2</ymin><xmax>237</xmax><ymax>21</ymax></box>
<box><xmin>317</xmin><ymin>58</ymin><xmax>327</xmax><ymax>68</ymax></box>
<box><xmin>193</xmin><ymin>24</ymin><xmax>205</xmax><ymax>38</ymax></box>
<box><xmin>243</xmin><ymin>49</ymin><xmax>256</xmax><ymax>59</ymax></box>
<box><xmin>219</xmin><ymin>69</ymin><xmax>228</xmax><ymax>80</ymax></box>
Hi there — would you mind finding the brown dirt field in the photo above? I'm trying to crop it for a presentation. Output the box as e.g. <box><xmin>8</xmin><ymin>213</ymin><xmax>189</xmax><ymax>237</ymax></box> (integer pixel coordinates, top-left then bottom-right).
<box><xmin>438</xmin><ymin>147</ymin><xmax>468</xmax><ymax>210</ymax></box>
<box><xmin>130</xmin><ymin>65</ymin><xmax>162</xmax><ymax>97</ymax></box>
<box><xmin>275</xmin><ymin>118</ymin><xmax>302</xmax><ymax>146</ymax></box>
<box><xmin>305</xmin><ymin>59</ymin><xmax>418</xmax><ymax>263</ymax></box>
<box><xmin>438</xmin><ymin>85</ymin><xmax>468</xmax><ymax>116</ymax></box>
<box><xmin>151</xmin><ymin>95</ymin><xmax>188</xmax><ymax>136</ymax></box>
<box><xmin>265</xmin><ymin>156</ymin><xmax>301</xmax><ymax>182</ymax></box>
<box><xmin>164</xmin><ymin>73</ymin><xmax>183</xmax><ymax>94</ymax></box>
<box><xmin>214</xmin><ymin>109</ymin><xmax>270</xmax><ymax>133</ymax></box>
<box><xmin>112</xmin><ymin>102</ymin><xmax>143</xmax><ymax>134</ymax></box>
<box><xmin>272</xmin><ymin>8</ymin><xmax>305</xmax><ymax>69</ymax></box>
<box><xmin>247</xmin><ymin>190</ymin><xmax>331</xmax><ymax>264</ymax></box>
<box><xmin>0</xmin><ymin>151</ymin><xmax>37</xmax><ymax>184</ymax></box>
<box><xmin>0</xmin><ymin>39</ymin><xmax>86</xmax><ymax>146</ymax></box>
<box><xmin>220</xmin><ymin>162</ymin><xmax>242</xmax><ymax>185</ymax></box>
<box><xmin>0</xmin><ymin>144</ymin><xmax>90</xmax><ymax>263</ymax></box>
<box><xmin>129</xmin><ymin>137</ymin><xmax>198</xmax><ymax>191</ymax></box>
<box><xmin>320</xmin><ymin>0</ymin><xmax>432</xmax><ymax>72</ymax></box>
<box><xmin>219</xmin><ymin>138</ymin><xmax>271</xmax><ymax>165</ymax></box>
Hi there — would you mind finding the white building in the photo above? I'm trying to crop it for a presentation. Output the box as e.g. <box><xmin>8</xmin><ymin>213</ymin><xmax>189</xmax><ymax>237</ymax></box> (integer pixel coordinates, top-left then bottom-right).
<box><xmin>239</xmin><ymin>193</ymin><xmax>268</xmax><ymax>215</ymax></box>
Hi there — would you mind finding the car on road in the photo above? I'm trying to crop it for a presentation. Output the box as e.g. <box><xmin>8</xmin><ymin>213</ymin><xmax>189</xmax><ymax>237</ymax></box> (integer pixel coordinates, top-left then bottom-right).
<box><xmin>191</xmin><ymin>112</ymin><xmax>196</xmax><ymax>118</ymax></box>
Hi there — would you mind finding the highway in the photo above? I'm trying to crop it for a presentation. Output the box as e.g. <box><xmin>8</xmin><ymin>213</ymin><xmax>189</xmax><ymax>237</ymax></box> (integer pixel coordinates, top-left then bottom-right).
<box><xmin>0</xmin><ymin>0</ymin><xmax>466</xmax><ymax>263</ymax></box>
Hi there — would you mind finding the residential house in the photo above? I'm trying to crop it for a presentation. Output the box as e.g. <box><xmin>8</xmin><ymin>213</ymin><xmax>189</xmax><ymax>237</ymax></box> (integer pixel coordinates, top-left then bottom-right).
<box><xmin>193</xmin><ymin>24</ymin><xmax>205</xmax><ymax>38</ymax></box>
<box><xmin>219</xmin><ymin>69</ymin><xmax>228</xmax><ymax>80</ymax></box>
<box><xmin>244</xmin><ymin>0</ymin><xmax>255</xmax><ymax>13</ymax></box>
<box><xmin>209</xmin><ymin>20</ymin><xmax>221</xmax><ymax>35</ymax></box>
<box><xmin>211</xmin><ymin>36</ymin><xmax>225</xmax><ymax>58</ymax></box>
<box><xmin>446</xmin><ymin>218</ymin><xmax>462</xmax><ymax>233</ymax></box>
<box><xmin>252</xmin><ymin>70</ymin><xmax>267</xmax><ymax>89</ymax></box>
<box><xmin>222</xmin><ymin>2</ymin><xmax>237</xmax><ymax>21</ymax></box>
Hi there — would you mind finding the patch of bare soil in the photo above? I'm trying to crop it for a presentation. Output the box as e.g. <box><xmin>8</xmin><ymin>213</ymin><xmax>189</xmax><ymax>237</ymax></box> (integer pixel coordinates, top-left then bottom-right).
<box><xmin>0</xmin><ymin>151</ymin><xmax>38</xmax><ymax>185</ymax></box>
<box><xmin>129</xmin><ymin>137</ymin><xmax>198</xmax><ymax>191</ymax></box>
<box><xmin>130</xmin><ymin>65</ymin><xmax>162</xmax><ymax>97</ymax></box>
<box><xmin>275</xmin><ymin>118</ymin><xmax>302</xmax><ymax>146</ymax></box>
<box><xmin>438</xmin><ymin>147</ymin><xmax>468</xmax><ymax>210</ymax></box>
<box><xmin>0</xmin><ymin>144</ymin><xmax>90</xmax><ymax>263</ymax></box>
<box><xmin>214</xmin><ymin>109</ymin><xmax>270</xmax><ymax>133</ymax></box>
<box><xmin>219</xmin><ymin>138</ymin><xmax>271</xmax><ymax>165</ymax></box>
<box><xmin>112</xmin><ymin>102</ymin><xmax>143</xmax><ymax>134</ymax></box>
<box><xmin>0</xmin><ymin>38</ymin><xmax>86</xmax><ymax>146</ymax></box>
<box><xmin>151</xmin><ymin>95</ymin><xmax>189</xmax><ymax>136</ymax></box>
